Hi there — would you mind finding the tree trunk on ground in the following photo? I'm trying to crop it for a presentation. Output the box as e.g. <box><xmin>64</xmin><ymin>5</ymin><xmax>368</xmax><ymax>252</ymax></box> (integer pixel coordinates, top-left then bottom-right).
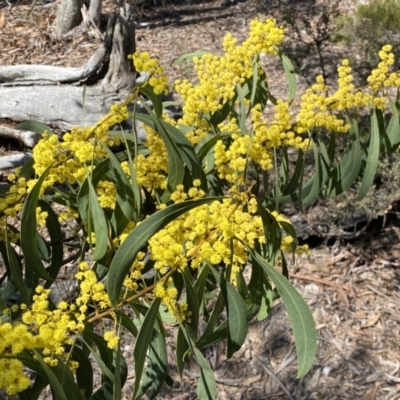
<box><xmin>0</xmin><ymin>4</ymin><xmax>135</xmax><ymax>169</ymax></box>
<box><xmin>0</xmin><ymin>5</ymin><xmax>135</xmax><ymax>130</ymax></box>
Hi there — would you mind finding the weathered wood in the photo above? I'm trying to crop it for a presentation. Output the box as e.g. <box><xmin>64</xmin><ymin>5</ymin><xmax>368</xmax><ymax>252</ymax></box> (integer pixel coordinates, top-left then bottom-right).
<box><xmin>55</xmin><ymin>0</ymin><xmax>83</xmax><ymax>39</ymax></box>
<box><xmin>88</xmin><ymin>0</ymin><xmax>102</xmax><ymax>27</ymax></box>
<box><xmin>0</xmin><ymin>153</ymin><xmax>32</xmax><ymax>170</ymax></box>
<box><xmin>0</xmin><ymin>5</ymin><xmax>135</xmax><ymax>133</ymax></box>
<box><xmin>0</xmin><ymin>126</ymin><xmax>40</xmax><ymax>148</ymax></box>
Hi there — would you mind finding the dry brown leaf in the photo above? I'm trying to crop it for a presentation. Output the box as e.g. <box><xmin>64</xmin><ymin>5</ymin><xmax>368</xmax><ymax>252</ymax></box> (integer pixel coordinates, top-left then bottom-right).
<box><xmin>302</xmin><ymin>262</ymin><xmax>330</xmax><ymax>273</ymax></box>
<box><xmin>240</xmin><ymin>374</ymin><xmax>262</xmax><ymax>386</ymax></box>
<box><xmin>0</xmin><ymin>11</ymin><xmax>5</xmax><ymax>29</ymax></box>
<box><xmin>361</xmin><ymin>312</ymin><xmax>381</xmax><ymax>328</ymax></box>
<box><xmin>357</xmin><ymin>382</ymin><xmax>381</xmax><ymax>400</ymax></box>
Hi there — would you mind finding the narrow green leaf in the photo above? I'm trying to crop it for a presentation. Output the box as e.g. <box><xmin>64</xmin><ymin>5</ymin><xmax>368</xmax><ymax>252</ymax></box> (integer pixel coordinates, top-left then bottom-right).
<box><xmin>83</xmin><ymin>331</ymin><xmax>115</xmax><ymax>383</ymax></box>
<box><xmin>38</xmin><ymin>200</ymin><xmax>64</xmax><ymax>287</ymax></box>
<box><xmin>387</xmin><ymin>99</ymin><xmax>400</xmax><ymax>148</ymax></box>
<box><xmin>235</xmin><ymin>269</ymin><xmax>247</xmax><ymax>299</ymax></box>
<box><xmin>250</xmin><ymin>57</ymin><xmax>260</xmax><ymax>108</ymax></box>
<box><xmin>257</xmin><ymin>287</ymin><xmax>273</xmax><ymax>322</ymax></box>
<box><xmin>71</xmin><ymin>345</ymin><xmax>94</xmax><ymax>399</ymax></box>
<box><xmin>197</xmin><ymin>321</ymin><xmax>228</xmax><ymax>350</ymax></box>
<box><xmin>140</xmin><ymin>84</ymin><xmax>163</xmax><ymax>118</ymax></box>
<box><xmin>87</xmin><ymin>177</ymin><xmax>109</xmax><ymax>261</ymax></box>
<box><xmin>136</xmin><ymin>113</ymin><xmax>206</xmax><ymax>188</ymax></box>
<box><xmin>31</xmin><ymin>352</ymin><xmax>68</xmax><ymax>400</ymax></box>
<box><xmin>277</xmin><ymin>49</ymin><xmax>297</xmax><ymax>104</ymax></box>
<box><xmin>193</xmin><ymin>263</ymin><xmax>210</xmax><ymax>302</ymax></box>
<box><xmin>248</xmin><ymin>249</ymin><xmax>316</xmax><ymax>377</ymax></box>
<box><xmin>119</xmin><ymin>127</ymin><xmax>142</xmax><ymax>221</ymax></box>
<box><xmin>182</xmin><ymin>268</ymin><xmax>200</xmax><ymax>339</ymax></box>
<box><xmin>4</xmin><ymin>235</ymin><xmax>30</xmax><ymax>305</ymax></box>
<box><xmin>325</xmin><ymin>121</ymin><xmax>362</xmax><ymax>197</ymax></box>
<box><xmin>107</xmin><ymin>197</ymin><xmax>224</xmax><ymax>305</ymax></box>
<box><xmin>196</xmin><ymin>133</ymin><xmax>229</xmax><ymax>162</ymax></box>
<box><xmin>15</xmin><ymin>120</ymin><xmax>54</xmax><ymax>135</ymax></box>
<box><xmin>197</xmin><ymin>291</ymin><xmax>225</xmax><ymax>348</ymax></box>
<box><xmin>77</xmin><ymin>159</ymin><xmax>110</xmax><ymax>225</ymax></box>
<box><xmin>0</xmin><ymin>297</ymin><xmax>6</xmax><ymax>312</ymax></box>
<box><xmin>113</xmin><ymin>342</ymin><xmax>122</xmax><ymax>400</ymax></box>
<box><xmin>209</xmin><ymin>265</ymin><xmax>248</xmax><ymax>358</ymax></box>
<box><xmin>281</xmin><ymin>149</ymin><xmax>305</xmax><ymax>196</ymax></box>
<box><xmin>133</xmin><ymin>297</ymin><xmax>162</xmax><ymax>398</ymax></box>
<box><xmin>20</xmin><ymin>166</ymin><xmax>53</xmax><ymax>281</ymax></box>
<box><xmin>36</xmin><ymin>234</ymin><xmax>51</xmax><ymax>261</ymax></box>
<box><xmin>100</xmin><ymin>143</ymin><xmax>135</xmax><ymax>235</ymax></box>
<box><xmin>236</xmin><ymin>85</ymin><xmax>248</xmax><ymax>132</ymax></box>
<box><xmin>176</xmin><ymin>326</ymin><xmax>190</xmax><ymax>377</ymax></box>
<box><xmin>89</xmin><ymin>380</ymin><xmax>113</xmax><ymax>400</ymax></box>
<box><xmin>107</xmin><ymin>311</ymin><xmax>138</xmax><ymax>337</ymax></box>
<box><xmin>208</xmin><ymin>100</ymin><xmax>234</xmax><ymax>127</ymax></box>
<box><xmin>16</xmin><ymin>350</ymin><xmax>84</xmax><ymax>400</ymax></box>
<box><xmin>302</xmin><ymin>141</ymin><xmax>323</xmax><ymax>205</ymax></box>
<box><xmin>18</xmin><ymin>157</ymin><xmax>35</xmax><ymax>179</ymax></box>
<box><xmin>255</xmin><ymin>198</ymin><xmax>281</xmax><ymax>263</ymax></box>
<box><xmin>135</xmin><ymin>318</ymin><xmax>167</xmax><ymax>400</ymax></box>
<box><xmin>358</xmin><ymin>110</ymin><xmax>380</xmax><ymax>200</ymax></box>
<box><xmin>193</xmin><ymin>347</ymin><xmax>217</xmax><ymax>400</ymax></box>
<box><xmin>143</xmin><ymin>109</ymin><xmax>184</xmax><ymax>202</ymax></box>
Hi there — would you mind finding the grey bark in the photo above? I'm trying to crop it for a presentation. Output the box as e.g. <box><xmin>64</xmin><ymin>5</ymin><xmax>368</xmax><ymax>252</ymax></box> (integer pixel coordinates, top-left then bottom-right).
<box><xmin>0</xmin><ymin>126</ymin><xmax>40</xmax><ymax>148</ymax></box>
<box><xmin>0</xmin><ymin>153</ymin><xmax>32</xmax><ymax>170</ymax></box>
<box><xmin>55</xmin><ymin>0</ymin><xmax>83</xmax><ymax>39</ymax></box>
<box><xmin>88</xmin><ymin>0</ymin><xmax>102</xmax><ymax>27</ymax></box>
<box><xmin>0</xmin><ymin>5</ymin><xmax>135</xmax><ymax>170</ymax></box>
<box><xmin>0</xmin><ymin>5</ymin><xmax>135</xmax><ymax>133</ymax></box>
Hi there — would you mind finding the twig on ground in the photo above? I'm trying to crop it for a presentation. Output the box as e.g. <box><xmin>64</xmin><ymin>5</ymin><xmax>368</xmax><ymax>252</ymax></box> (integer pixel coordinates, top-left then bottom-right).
<box><xmin>255</xmin><ymin>355</ymin><xmax>295</xmax><ymax>400</ymax></box>
<box><xmin>365</xmin><ymin>284</ymin><xmax>400</xmax><ymax>308</ymax></box>
<box><xmin>275</xmin><ymin>346</ymin><xmax>297</xmax><ymax>376</ymax></box>
<box><xmin>289</xmin><ymin>273</ymin><xmax>350</xmax><ymax>290</ymax></box>
<box><xmin>290</xmin><ymin>273</ymin><xmax>351</xmax><ymax>306</ymax></box>
<box><xmin>343</xmin><ymin>256</ymin><xmax>361</xmax><ymax>282</ymax></box>
<box><xmin>183</xmin><ymin>369</ymin><xmax>242</xmax><ymax>386</ymax></box>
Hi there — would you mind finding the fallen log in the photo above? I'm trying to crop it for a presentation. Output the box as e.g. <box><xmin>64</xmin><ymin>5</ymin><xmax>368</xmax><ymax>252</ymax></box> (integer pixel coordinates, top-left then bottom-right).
<box><xmin>0</xmin><ymin>4</ymin><xmax>136</xmax><ymax>133</ymax></box>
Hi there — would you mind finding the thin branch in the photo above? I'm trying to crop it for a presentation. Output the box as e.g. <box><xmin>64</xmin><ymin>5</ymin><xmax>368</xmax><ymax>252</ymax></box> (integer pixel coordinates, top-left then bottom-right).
<box><xmin>255</xmin><ymin>356</ymin><xmax>295</xmax><ymax>400</ymax></box>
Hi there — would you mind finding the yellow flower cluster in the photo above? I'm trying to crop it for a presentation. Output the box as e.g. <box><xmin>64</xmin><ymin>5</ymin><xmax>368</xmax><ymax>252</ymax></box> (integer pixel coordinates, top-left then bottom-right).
<box><xmin>297</xmin><ymin>46</ymin><xmax>400</xmax><ymax>133</ymax></box>
<box><xmin>132</xmin><ymin>51</ymin><xmax>169</xmax><ymax>95</ymax></box>
<box><xmin>0</xmin><ymin>261</ymin><xmax>119</xmax><ymax>394</ymax></box>
<box><xmin>97</xmin><ymin>180</ymin><xmax>117</xmax><ymax>209</ymax></box>
<box><xmin>122</xmin><ymin>250</ymin><xmax>146</xmax><ymax>291</ymax></box>
<box><xmin>128</xmin><ymin>125</ymin><xmax>169</xmax><ymax>191</ymax></box>
<box><xmin>296</xmin><ymin>74</ymin><xmax>352</xmax><ymax>134</ymax></box>
<box><xmin>148</xmin><ymin>186</ymin><xmax>295</xmax><ymax>284</ymax></box>
<box><xmin>154</xmin><ymin>280</ymin><xmax>189</xmax><ymax>323</ymax></box>
<box><xmin>214</xmin><ymin>101</ymin><xmax>310</xmax><ymax>182</ymax></box>
<box><xmin>148</xmin><ymin>197</ymin><xmax>302</xmax><ymax>292</ymax></box>
<box><xmin>174</xmin><ymin>18</ymin><xmax>284</xmax><ymax>144</ymax></box>
<box><xmin>75</xmin><ymin>262</ymin><xmax>111</xmax><ymax>324</ymax></box>
<box><xmin>368</xmin><ymin>44</ymin><xmax>395</xmax><ymax>91</ymax></box>
<box><xmin>0</xmin><ymin>358</ymin><xmax>31</xmax><ymax>395</ymax></box>
<box><xmin>0</xmin><ymin>103</ymin><xmax>129</xmax><ymax>245</ymax></box>
<box><xmin>36</xmin><ymin>206</ymin><xmax>48</xmax><ymax>227</ymax></box>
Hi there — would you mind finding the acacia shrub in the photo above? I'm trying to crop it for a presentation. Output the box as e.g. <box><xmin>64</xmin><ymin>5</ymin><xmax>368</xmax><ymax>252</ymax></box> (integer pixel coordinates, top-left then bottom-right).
<box><xmin>0</xmin><ymin>16</ymin><xmax>400</xmax><ymax>399</ymax></box>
